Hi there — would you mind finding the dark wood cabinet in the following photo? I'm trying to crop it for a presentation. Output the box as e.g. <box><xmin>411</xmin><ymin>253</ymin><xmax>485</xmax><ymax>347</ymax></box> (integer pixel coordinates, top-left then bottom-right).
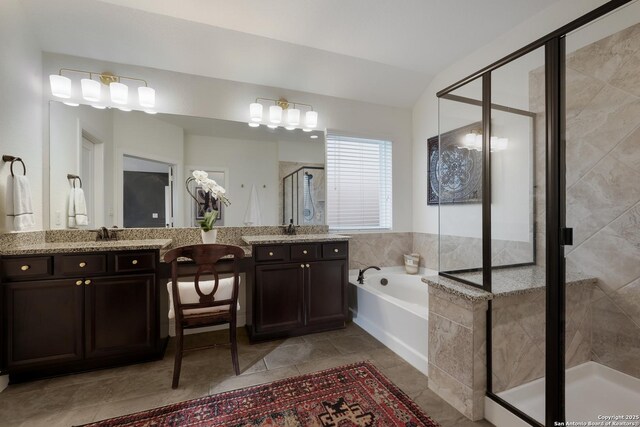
<box><xmin>255</xmin><ymin>263</ymin><xmax>305</xmax><ymax>333</ymax></box>
<box><xmin>247</xmin><ymin>241</ymin><xmax>348</xmax><ymax>341</ymax></box>
<box><xmin>4</xmin><ymin>279</ymin><xmax>83</xmax><ymax>369</ymax></box>
<box><xmin>1</xmin><ymin>250</ymin><xmax>163</xmax><ymax>382</ymax></box>
<box><xmin>306</xmin><ymin>259</ymin><xmax>348</xmax><ymax>325</ymax></box>
<box><xmin>85</xmin><ymin>274</ymin><xmax>155</xmax><ymax>359</ymax></box>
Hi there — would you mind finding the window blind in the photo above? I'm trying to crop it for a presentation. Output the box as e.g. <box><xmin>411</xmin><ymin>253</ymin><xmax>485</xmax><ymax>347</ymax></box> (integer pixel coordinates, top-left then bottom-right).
<box><xmin>326</xmin><ymin>133</ymin><xmax>392</xmax><ymax>230</ymax></box>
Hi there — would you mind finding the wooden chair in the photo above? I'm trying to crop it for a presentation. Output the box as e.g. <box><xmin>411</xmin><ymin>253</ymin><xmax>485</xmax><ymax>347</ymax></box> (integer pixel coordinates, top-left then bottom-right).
<box><xmin>164</xmin><ymin>244</ymin><xmax>245</xmax><ymax>389</ymax></box>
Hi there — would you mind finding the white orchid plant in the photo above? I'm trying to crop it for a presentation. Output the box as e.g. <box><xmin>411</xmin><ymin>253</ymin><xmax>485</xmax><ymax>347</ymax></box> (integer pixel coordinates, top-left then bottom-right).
<box><xmin>186</xmin><ymin>170</ymin><xmax>230</xmax><ymax>231</ymax></box>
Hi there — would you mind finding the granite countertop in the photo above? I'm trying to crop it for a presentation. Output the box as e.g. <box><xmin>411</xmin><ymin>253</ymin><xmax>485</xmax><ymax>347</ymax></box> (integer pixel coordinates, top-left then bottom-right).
<box><xmin>242</xmin><ymin>234</ymin><xmax>351</xmax><ymax>245</ymax></box>
<box><xmin>423</xmin><ymin>265</ymin><xmax>597</xmax><ymax>301</ymax></box>
<box><xmin>0</xmin><ymin>239</ymin><xmax>173</xmax><ymax>256</ymax></box>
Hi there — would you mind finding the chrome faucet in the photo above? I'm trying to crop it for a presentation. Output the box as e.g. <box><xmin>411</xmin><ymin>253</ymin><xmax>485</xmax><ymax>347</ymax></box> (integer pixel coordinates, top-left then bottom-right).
<box><xmin>283</xmin><ymin>219</ymin><xmax>297</xmax><ymax>235</ymax></box>
<box><xmin>94</xmin><ymin>226</ymin><xmax>119</xmax><ymax>241</ymax></box>
<box><xmin>357</xmin><ymin>266</ymin><xmax>381</xmax><ymax>284</ymax></box>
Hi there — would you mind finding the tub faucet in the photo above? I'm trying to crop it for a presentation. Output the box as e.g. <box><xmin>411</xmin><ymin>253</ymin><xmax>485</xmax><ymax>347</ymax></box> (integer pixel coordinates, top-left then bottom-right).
<box><xmin>357</xmin><ymin>266</ymin><xmax>381</xmax><ymax>284</ymax></box>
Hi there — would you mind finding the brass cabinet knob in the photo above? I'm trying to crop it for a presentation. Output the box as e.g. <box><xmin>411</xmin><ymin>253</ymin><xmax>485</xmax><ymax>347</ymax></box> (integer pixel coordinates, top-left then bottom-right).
<box><xmin>132</xmin><ymin>259</ymin><xmax>138</xmax><ymax>265</ymax></box>
<box><xmin>84</xmin><ymin>279</ymin><xmax>91</xmax><ymax>285</ymax></box>
<box><xmin>334</xmin><ymin>248</ymin><xmax>339</xmax><ymax>253</ymax></box>
<box><xmin>306</xmin><ymin>264</ymin><xmax>310</xmax><ymax>268</ymax></box>
<box><xmin>79</xmin><ymin>262</ymin><xmax>87</xmax><ymax>268</ymax></box>
<box><xmin>300</xmin><ymin>264</ymin><xmax>305</xmax><ymax>268</ymax></box>
<box><xmin>75</xmin><ymin>280</ymin><xmax>83</xmax><ymax>286</ymax></box>
<box><xmin>303</xmin><ymin>250</ymin><xmax>308</xmax><ymax>254</ymax></box>
<box><xmin>269</xmin><ymin>252</ymin><xmax>274</xmax><ymax>256</ymax></box>
<box><xmin>20</xmin><ymin>265</ymin><xmax>30</xmax><ymax>271</ymax></box>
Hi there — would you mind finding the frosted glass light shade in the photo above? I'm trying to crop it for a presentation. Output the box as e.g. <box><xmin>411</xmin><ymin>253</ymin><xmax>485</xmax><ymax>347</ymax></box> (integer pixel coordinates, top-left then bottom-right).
<box><xmin>305</xmin><ymin>110</ymin><xmax>318</xmax><ymax>128</ymax></box>
<box><xmin>49</xmin><ymin>75</ymin><xmax>71</xmax><ymax>98</ymax></box>
<box><xmin>249</xmin><ymin>103</ymin><xmax>263</xmax><ymax>122</ymax></box>
<box><xmin>110</xmin><ymin>82</ymin><xmax>128</xmax><ymax>104</ymax></box>
<box><xmin>248</xmin><ymin>122</ymin><xmax>260</xmax><ymax>127</ymax></box>
<box><xmin>269</xmin><ymin>105</ymin><xmax>282</xmax><ymax>124</ymax></box>
<box><xmin>138</xmin><ymin>86</ymin><xmax>155</xmax><ymax>108</ymax></box>
<box><xmin>81</xmin><ymin>78</ymin><xmax>101</xmax><ymax>102</ymax></box>
<box><xmin>287</xmin><ymin>108</ymin><xmax>300</xmax><ymax>126</ymax></box>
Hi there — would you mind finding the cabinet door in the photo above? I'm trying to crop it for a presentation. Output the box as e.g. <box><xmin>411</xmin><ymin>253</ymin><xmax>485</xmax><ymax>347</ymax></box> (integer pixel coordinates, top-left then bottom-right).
<box><xmin>85</xmin><ymin>274</ymin><xmax>156</xmax><ymax>359</ymax></box>
<box><xmin>306</xmin><ymin>260</ymin><xmax>347</xmax><ymax>325</ymax></box>
<box><xmin>255</xmin><ymin>263</ymin><xmax>304</xmax><ymax>333</ymax></box>
<box><xmin>4</xmin><ymin>279</ymin><xmax>83</xmax><ymax>370</ymax></box>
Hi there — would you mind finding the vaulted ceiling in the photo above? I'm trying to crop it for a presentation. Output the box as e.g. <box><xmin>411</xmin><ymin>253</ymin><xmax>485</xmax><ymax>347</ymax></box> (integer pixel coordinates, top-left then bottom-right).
<box><xmin>22</xmin><ymin>0</ymin><xmax>561</xmax><ymax>107</ymax></box>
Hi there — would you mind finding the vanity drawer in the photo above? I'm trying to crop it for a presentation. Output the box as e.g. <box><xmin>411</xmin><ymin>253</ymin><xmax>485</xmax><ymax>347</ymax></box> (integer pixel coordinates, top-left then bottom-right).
<box><xmin>290</xmin><ymin>244</ymin><xmax>319</xmax><ymax>261</ymax></box>
<box><xmin>255</xmin><ymin>246</ymin><xmax>289</xmax><ymax>262</ymax></box>
<box><xmin>115</xmin><ymin>252</ymin><xmax>155</xmax><ymax>272</ymax></box>
<box><xmin>60</xmin><ymin>254</ymin><xmax>107</xmax><ymax>276</ymax></box>
<box><xmin>1</xmin><ymin>257</ymin><xmax>53</xmax><ymax>281</ymax></box>
<box><xmin>322</xmin><ymin>242</ymin><xmax>348</xmax><ymax>259</ymax></box>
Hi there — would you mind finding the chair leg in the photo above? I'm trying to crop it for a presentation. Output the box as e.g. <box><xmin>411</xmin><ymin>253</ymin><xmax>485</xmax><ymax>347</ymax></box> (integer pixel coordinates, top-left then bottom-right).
<box><xmin>230</xmin><ymin>320</ymin><xmax>240</xmax><ymax>375</ymax></box>
<box><xmin>172</xmin><ymin>326</ymin><xmax>184</xmax><ymax>389</ymax></box>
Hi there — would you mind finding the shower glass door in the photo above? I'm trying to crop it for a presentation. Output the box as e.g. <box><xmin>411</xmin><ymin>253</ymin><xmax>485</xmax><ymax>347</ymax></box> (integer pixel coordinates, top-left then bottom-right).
<box><xmin>488</xmin><ymin>46</ymin><xmax>546</xmax><ymax>424</ymax></box>
<box><xmin>564</xmin><ymin>3</ymin><xmax>640</xmax><ymax>423</ymax></box>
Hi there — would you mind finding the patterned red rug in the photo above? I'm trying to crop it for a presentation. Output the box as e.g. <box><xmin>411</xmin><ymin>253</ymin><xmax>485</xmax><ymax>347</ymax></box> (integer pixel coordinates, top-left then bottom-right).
<box><xmin>82</xmin><ymin>361</ymin><xmax>440</xmax><ymax>426</ymax></box>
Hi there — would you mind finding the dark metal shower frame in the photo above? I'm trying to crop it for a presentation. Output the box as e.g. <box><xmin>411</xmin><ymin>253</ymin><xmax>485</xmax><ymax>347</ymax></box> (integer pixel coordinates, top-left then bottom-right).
<box><xmin>434</xmin><ymin>1</ymin><xmax>634</xmax><ymax>425</ymax></box>
<box><xmin>282</xmin><ymin>166</ymin><xmax>324</xmax><ymax>225</ymax></box>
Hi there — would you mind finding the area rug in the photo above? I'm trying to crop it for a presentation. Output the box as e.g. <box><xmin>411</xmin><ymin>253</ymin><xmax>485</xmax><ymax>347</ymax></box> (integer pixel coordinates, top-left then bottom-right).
<box><xmin>82</xmin><ymin>361</ymin><xmax>440</xmax><ymax>426</ymax></box>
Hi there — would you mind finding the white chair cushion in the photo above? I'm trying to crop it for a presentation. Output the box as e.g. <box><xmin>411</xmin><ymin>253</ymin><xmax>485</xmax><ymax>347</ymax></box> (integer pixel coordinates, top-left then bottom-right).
<box><xmin>167</xmin><ymin>275</ymin><xmax>240</xmax><ymax>319</ymax></box>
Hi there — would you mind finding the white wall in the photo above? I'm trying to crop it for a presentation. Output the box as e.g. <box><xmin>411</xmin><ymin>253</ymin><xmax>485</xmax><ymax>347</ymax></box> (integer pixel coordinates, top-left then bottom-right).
<box><xmin>41</xmin><ymin>52</ymin><xmax>414</xmax><ymax>232</ymax></box>
<box><xmin>184</xmin><ymin>135</ymin><xmax>279</xmax><ymax>226</ymax></box>
<box><xmin>112</xmin><ymin>111</ymin><xmax>184</xmax><ymax>227</ymax></box>
<box><xmin>412</xmin><ymin>0</ymin><xmax>613</xmax><ymax>235</ymax></box>
<box><xmin>0</xmin><ymin>0</ymin><xmax>43</xmax><ymax>233</ymax></box>
<box><xmin>277</xmin><ymin>138</ymin><xmax>325</xmax><ymax>164</ymax></box>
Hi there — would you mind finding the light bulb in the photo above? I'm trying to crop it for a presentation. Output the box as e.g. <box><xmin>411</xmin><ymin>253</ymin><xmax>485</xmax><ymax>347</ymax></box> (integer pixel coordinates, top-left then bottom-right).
<box><xmin>138</xmin><ymin>86</ymin><xmax>155</xmax><ymax>108</ymax></box>
<box><xmin>287</xmin><ymin>108</ymin><xmax>300</xmax><ymax>126</ymax></box>
<box><xmin>305</xmin><ymin>111</ymin><xmax>318</xmax><ymax>128</ymax></box>
<box><xmin>81</xmin><ymin>78</ymin><xmax>101</xmax><ymax>102</ymax></box>
<box><xmin>269</xmin><ymin>105</ymin><xmax>282</xmax><ymax>124</ymax></box>
<box><xmin>110</xmin><ymin>82</ymin><xmax>128</xmax><ymax>105</ymax></box>
<box><xmin>49</xmin><ymin>75</ymin><xmax>71</xmax><ymax>98</ymax></box>
<box><xmin>249</xmin><ymin>103</ymin><xmax>263</xmax><ymax>122</ymax></box>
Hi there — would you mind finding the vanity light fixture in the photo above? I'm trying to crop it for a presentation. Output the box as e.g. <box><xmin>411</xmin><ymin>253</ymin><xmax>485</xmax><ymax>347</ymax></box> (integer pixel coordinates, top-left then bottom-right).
<box><xmin>49</xmin><ymin>69</ymin><xmax>157</xmax><ymax>113</ymax></box>
<box><xmin>249</xmin><ymin>97</ymin><xmax>318</xmax><ymax>131</ymax></box>
<box><xmin>461</xmin><ymin>131</ymin><xmax>508</xmax><ymax>152</ymax></box>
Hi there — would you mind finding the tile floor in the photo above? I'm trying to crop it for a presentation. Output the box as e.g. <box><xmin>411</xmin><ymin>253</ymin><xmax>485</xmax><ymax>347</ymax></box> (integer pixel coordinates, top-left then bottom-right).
<box><xmin>0</xmin><ymin>323</ymin><xmax>493</xmax><ymax>426</ymax></box>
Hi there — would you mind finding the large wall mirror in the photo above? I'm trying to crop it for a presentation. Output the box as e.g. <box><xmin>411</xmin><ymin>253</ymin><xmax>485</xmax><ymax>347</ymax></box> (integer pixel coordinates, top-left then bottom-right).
<box><xmin>49</xmin><ymin>101</ymin><xmax>326</xmax><ymax>229</ymax></box>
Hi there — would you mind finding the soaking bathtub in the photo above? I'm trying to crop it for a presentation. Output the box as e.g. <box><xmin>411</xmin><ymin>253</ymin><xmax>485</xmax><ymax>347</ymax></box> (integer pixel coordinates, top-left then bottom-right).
<box><xmin>348</xmin><ymin>266</ymin><xmax>435</xmax><ymax>375</ymax></box>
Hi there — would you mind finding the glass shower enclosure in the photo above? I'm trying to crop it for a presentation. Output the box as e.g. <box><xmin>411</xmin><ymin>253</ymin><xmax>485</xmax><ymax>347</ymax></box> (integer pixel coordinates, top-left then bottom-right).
<box><xmin>282</xmin><ymin>166</ymin><xmax>325</xmax><ymax>225</ymax></box>
<box><xmin>435</xmin><ymin>1</ymin><xmax>640</xmax><ymax>425</ymax></box>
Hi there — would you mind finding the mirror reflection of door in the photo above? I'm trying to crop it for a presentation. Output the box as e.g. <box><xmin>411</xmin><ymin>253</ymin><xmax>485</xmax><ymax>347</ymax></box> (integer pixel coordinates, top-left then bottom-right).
<box><xmin>123</xmin><ymin>155</ymin><xmax>175</xmax><ymax>228</ymax></box>
<box><xmin>80</xmin><ymin>138</ymin><xmax>95</xmax><ymax>228</ymax></box>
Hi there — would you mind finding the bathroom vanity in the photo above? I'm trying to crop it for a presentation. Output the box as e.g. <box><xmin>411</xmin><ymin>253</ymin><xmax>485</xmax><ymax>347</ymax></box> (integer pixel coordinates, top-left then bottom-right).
<box><xmin>242</xmin><ymin>235</ymin><xmax>350</xmax><ymax>341</ymax></box>
<box><xmin>0</xmin><ymin>240</ymin><xmax>170</xmax><ymax>381</ymax></box>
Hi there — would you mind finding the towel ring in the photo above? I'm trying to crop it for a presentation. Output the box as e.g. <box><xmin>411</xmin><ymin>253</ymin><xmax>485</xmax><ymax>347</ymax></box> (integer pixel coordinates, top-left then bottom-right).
<box><xmin>67</xmin><ymin>174</ymin><xmax>82</xmax><ymax>188</ymax></box>
<box><xmin>2</xmin><ymin>155</ymin><xmax>26</xmax><ymax>177</ymax></box>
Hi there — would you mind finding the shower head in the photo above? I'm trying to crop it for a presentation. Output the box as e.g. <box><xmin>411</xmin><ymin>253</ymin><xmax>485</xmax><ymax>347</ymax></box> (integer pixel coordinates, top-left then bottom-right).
<box><xmin>304</xmin><ymin>172</ymin><xmax>313</xmax><ymax>179</ymax></box>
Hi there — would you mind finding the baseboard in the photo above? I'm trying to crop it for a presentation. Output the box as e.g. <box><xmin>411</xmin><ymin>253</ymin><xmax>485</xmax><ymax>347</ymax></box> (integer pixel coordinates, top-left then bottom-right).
<box><xmin>0</xmin><ymin>375</ymin><xmax>9</xmax><ymax>393</ymax></box>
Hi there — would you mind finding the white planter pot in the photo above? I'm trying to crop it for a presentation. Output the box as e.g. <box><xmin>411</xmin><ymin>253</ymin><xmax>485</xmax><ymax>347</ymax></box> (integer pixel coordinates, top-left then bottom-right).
<box><xmin>201</xmin><ymin>229</ymin><xmax>218</xmax><ymax>244</ymax></box>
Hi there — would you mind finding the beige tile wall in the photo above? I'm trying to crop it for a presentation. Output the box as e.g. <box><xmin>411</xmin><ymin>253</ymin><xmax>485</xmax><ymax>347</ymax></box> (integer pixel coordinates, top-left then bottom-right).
<box><xmin>530</xmin><ymin>22</ymin><xmax>640</xmax><ymax>379</ymax></box>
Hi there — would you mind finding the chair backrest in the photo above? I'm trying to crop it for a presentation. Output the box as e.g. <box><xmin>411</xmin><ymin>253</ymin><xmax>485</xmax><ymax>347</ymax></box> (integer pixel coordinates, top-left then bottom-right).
<box><xmin>164</xmin><ymin>244</ymin><xmax>245</xmax><ymax>320</ymax></box>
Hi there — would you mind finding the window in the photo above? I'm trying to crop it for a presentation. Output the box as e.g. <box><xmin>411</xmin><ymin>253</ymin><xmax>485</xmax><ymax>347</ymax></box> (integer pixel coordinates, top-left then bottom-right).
<box><xmin>326</xmin><ymin>133</ymin><xmax>392</xmax><ymax>230</ymax></box>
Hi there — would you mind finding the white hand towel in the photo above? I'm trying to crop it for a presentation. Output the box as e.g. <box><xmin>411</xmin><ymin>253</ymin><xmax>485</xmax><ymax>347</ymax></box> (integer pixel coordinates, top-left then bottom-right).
<box><xmin>243</xmin><ymin>184</ymin><xmax>262</xmax><ymax>226</ymax></box>
<box><xmin>74</xmin><ymin>188</ymin><xmax>89</xmax><ymax>226</ymax></box>
<box><xmin>4</xmin><ymin>175</ymin><xmax>14</xmax><ymax>231</ymax></box>
<box><xmin>68</xmin><ymin>187</ymin><xmax>88</xmax><ymax>228</ymax></box>
<box><xmin>68</xmin><ymin>188</ymin><xmax>77</xmax><ymax>228</ymax></box>
<box><xmin>6</xmin><ymin>175</ymin><xmax>36</xmax><ymax>231</ymax></box>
